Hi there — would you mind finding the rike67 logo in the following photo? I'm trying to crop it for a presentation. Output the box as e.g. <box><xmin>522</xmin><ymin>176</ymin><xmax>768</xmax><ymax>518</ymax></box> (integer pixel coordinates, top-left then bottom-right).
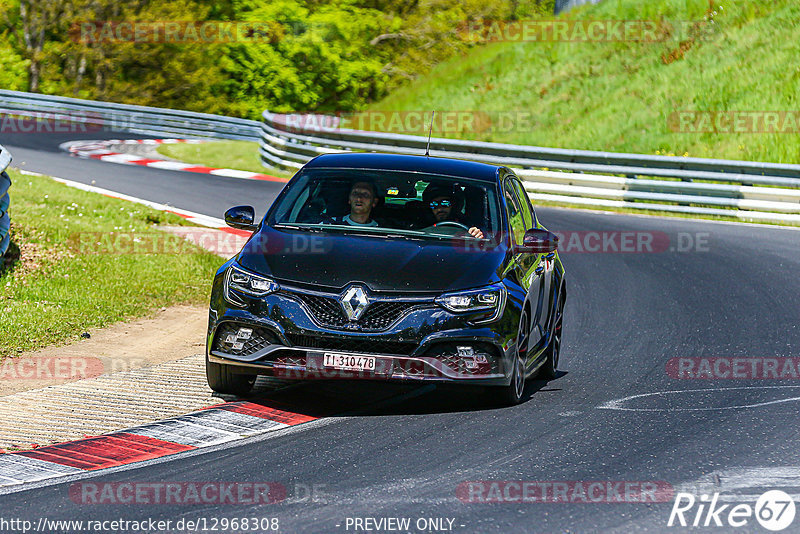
<box><xmin>668</xmin><ymin>490</ymin><xmax>796</xmax><ymax>531</ymax></box>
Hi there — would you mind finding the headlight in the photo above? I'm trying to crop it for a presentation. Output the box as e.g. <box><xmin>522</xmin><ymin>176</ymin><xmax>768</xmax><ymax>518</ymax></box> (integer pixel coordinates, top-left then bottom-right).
<box><xmin>435</xmin><ymin>283</ymin><xmax>506</xmax><ymax>323</ymax></box>
<box><xmin>224</xmin><ymin>264</ymin><xmax>279</xmax><ymax>305</ymax></box>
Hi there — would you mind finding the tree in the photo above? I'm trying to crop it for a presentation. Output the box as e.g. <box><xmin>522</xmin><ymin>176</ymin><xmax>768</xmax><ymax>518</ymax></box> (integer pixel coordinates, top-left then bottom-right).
<box><xmin>17</xmin><ymin>0</ymin><xmax>66</xmax><ymax>92</ymax></box>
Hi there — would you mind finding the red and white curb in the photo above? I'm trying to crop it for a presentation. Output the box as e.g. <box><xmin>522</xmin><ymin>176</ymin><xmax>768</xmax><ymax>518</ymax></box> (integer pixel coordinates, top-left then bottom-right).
<box><xmin>0</xmin><ymin>401</ymin><xmax>315</xmax><ymax>488</ymax></box>
<box><xmin>59</xmin><ymin>139</ymin><xmax>286</xmax><ymax>183</ymax></box>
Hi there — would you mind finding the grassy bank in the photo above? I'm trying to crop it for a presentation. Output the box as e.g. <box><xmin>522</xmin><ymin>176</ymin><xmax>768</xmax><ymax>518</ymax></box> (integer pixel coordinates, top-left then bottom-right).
<box><xmin>369</xmin><ymin>0</ymin><xmax>800</xmax><ymax>164</ymax></box>
<box><xmin>0</xmin><ymin>170</ymin><xmax>223</xmax><ymax>358</ymax></box>
<box><xmin>159</xmin><ymin>0</ymin><xmax>800</xmax><ymax>176</ymax></box>
<box><xmin>156</xmin><ymin>141</ymin><xmax>293</xmax><ymax>179</ymax></box>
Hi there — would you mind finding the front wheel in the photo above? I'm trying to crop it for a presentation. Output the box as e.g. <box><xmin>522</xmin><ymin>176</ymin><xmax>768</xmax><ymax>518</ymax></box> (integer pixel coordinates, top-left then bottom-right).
<box><xmin>539</xmin><ymin>290</ymin><xmax>565</xmax><ymax>380</ymax></box>
<box><xmin>206</xmin><ymin>356</ymin><xmax>256</xmax><ymax>396</ymax></box>
<box><xmin>495</xmin><ymin>309</ymin><xmax>529</xmax><ymax>406</ymax></box>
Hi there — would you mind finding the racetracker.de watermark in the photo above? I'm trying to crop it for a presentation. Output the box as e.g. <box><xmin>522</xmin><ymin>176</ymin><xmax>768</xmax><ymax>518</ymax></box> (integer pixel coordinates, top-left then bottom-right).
<box><xmin>455</xmin><ymin>231</ymin><xmax>710</xmax><ymax>254</ymax></box>
<box><xmin>69</xmin><ymin>482</ymin><xmax>328</xmax><ymax>505</ymax></box>
<box><xmin>71</xmin><ymin>21</ymin><xmax>282</xmax><ymax>43</ymax></box>
<box><xmin>456</xmin><ymin>480</ymin><xmax>674</xmax><ymax>503</ymax></box>
<box><xmin>0</xmin><ymin>356</ymin><xmax>160</xmax><ymax>381</ymax></box>
<box><xmin>274</xmin><ymin>111</ymin><xmax>492</xmax><ymax>135</ymax></box>
<box><xmin>555</xmin><ymin>231</ymin><xmax>710</xmax><ymax>254</ymax></box>
<box><xmin>69</xmin><ymin>231</ymin><xmax>330</xmax><ymax>256</ymax></box>
<box><xmin>0</xmin><ymin>112</ymin><xmax>112</xmax><ymax>134</ymax></box>
<box><xmin>69</xmin><ymin>482</ymin><xmax>286</xmax><ymax>505</ymax></box>
<box><xmin>667</xmin><ymin>357</ymin><xmax>800</xmax><ymax>380</ymax></box>
<box><xmin>0</xmin><ymin>357</ymin><xmax>103</xmax><ymax>381</ymax></box>
<box><xmin>669</xmin><ymin>111</ymin><xmax>800</xmax><ymax>134</ymax></box>
<box><xmin>459</xmin><ymin>19</ymin><xmax>715</xmax><ymax>43</ymax></box>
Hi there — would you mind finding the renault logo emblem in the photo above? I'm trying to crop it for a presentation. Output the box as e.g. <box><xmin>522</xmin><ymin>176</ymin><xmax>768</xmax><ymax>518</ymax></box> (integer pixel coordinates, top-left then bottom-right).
<box><xmin>340</xmin><ymin>285</ymin><xmax>369</xmax><ymax>321</ymax></box>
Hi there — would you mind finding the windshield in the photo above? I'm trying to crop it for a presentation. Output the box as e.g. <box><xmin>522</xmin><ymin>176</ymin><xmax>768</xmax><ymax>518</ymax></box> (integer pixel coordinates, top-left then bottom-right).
<box><xmin>268</xmin><ymin>168</ymin><xmax>502</xmax><ymax>242</ymax></box>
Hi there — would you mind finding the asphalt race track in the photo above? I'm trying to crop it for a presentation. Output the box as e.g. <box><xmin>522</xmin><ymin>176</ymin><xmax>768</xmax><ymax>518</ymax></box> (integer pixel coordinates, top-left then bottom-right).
<box><xmin>2</xmin><ymin>132</ymin><xmax>799</xmax><ymax>532</ymax></box>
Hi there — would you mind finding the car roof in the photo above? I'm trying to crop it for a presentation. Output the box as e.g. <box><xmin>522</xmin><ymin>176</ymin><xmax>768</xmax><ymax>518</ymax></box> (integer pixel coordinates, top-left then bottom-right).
<box><xmin>302</xmin><ymin>153</ymin><xmax>504</xmax><ymax>183</ymax></box>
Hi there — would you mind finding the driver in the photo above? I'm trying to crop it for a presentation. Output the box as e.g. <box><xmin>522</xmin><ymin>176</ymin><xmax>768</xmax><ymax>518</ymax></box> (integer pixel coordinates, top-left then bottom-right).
<box><xmin>423</xmin><ymin>184</ymin><xmax>484</xmax><ymax>239</ymax></box>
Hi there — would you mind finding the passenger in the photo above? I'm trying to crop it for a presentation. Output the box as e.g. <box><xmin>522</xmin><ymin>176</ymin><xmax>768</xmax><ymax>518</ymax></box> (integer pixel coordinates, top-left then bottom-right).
<box><xmin>423</xmin><ymin>185</ymin><xmax>484</xmax><ymax>239</ymax></box>
<box><xmin>333</xmin><ymin>181</ymin><xmax>380</xmax><ymax>227</ymax></box>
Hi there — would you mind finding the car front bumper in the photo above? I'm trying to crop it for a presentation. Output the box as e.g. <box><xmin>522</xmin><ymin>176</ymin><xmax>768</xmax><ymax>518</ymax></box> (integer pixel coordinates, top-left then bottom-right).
<box><xmin>207</xmin><ymin>278</ymin><xmax>519</xmax><ymax>387</ymax></box>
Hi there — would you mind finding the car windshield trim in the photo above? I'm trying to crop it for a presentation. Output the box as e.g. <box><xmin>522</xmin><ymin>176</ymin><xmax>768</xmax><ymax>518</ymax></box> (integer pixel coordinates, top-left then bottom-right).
<box><xmin>273</xmin><ymin>222</ymin><xmax>490</xmax><ymax>241</ymax></box>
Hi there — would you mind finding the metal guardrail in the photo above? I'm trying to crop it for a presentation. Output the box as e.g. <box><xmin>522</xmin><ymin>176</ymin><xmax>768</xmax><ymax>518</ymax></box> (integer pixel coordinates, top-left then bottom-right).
<box><xmin>259</xmin><ymin>111</ymin><xmax>800</xmax><ymax>224</ymax></box>
<box><xmin>0</xmin><ymin>144</ymin><xmax>11</xmax><ymax>258</ymax></box>
<box><xmin>0</xmin><ymin>89</ymin><xmax>797</xmax><ymax>225</ymax></box>
<box><xmin>0</xmin><ymin>90</ymin><xmax>261</xmax><ymax>141</ymax></box>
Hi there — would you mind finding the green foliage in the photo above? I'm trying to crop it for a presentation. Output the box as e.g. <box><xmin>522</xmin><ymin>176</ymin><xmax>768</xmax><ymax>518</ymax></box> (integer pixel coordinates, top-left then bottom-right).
<box><xmin>0</xmin><ymin>0</ymin><xmax>547</xmax><ymax>117</ymax></box>
<box><xmin>0</xmin><ymin>0</ymin><xmax>27</xmax><ymax>90</ymax></box>
<box><xmin>0</xmin><ymin>45</ymin><xmax>28</xmax><ymax>90</ymax></box>
<box><xmin>219</xmin><ymin>0</ymin><xmax>390</xmax><ymax>116</ymax></box>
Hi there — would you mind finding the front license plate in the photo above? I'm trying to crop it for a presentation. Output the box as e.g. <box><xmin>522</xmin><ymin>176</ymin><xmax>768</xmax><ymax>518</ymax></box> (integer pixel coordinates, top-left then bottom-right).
<box><xmin>323</xmin><ymin>352</ymin><xmax>376</xmax><ymax>372</ymax></box>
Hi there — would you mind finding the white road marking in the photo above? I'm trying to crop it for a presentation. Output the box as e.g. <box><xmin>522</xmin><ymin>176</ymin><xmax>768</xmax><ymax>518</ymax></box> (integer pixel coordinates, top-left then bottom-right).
<box><xmin>598</xmin><ymin>385</ymin><xmax>800</xmax><ymax>412</ymax></box>
<box><xmin>676</xmin><ymin>467</ymin><xmax>800</xmax><ymax>502</ymax></box>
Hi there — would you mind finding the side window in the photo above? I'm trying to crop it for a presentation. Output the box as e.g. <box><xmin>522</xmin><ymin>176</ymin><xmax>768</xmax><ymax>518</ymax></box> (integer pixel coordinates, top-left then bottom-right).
<box><xmin>504</xmin><ymin>180</ymin><xmax>525</xmax><ymax>246</ymax></box>
<box><xmin>511</xmin><ymin>179</ymin><xmax>534</xmax><ymax>230</ymax></box>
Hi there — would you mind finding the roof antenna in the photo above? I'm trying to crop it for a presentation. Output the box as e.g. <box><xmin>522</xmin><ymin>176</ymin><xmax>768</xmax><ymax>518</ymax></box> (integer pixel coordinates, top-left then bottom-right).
<box><xmin>425</xmin><ymin>111</ymin><xmax>435</xmax><ymax>158</ymax></box>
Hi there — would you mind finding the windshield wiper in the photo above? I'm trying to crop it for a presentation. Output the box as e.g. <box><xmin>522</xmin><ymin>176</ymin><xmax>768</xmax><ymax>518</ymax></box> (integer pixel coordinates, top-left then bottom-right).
<box><xmin>333</xmin><ymin>227</ymin><xmax>423</xmax><ymax>240</ymax></box>
<box><xmin>274</xmin><ymin>224</ymin><xmax>323</xmax><ymax>232</ymax></box>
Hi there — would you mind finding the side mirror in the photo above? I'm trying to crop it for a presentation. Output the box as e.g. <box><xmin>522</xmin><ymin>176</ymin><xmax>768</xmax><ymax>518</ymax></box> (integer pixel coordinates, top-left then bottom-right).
<box><xmin>224</xmin><ymin>205</ymin><xmax>258</xmax><ymax>231</ymax></box>
<box><xmin>517</xmin><ymin>228</ymin><xmax>558</xmax><ymax>254</ymax></box>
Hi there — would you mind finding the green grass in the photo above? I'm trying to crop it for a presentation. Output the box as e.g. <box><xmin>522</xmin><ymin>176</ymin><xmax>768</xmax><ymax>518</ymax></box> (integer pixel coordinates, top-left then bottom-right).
<box><xmin>156</xmin><ymin>140</ymin><xmax>293</xmax><ymax>179</ymax></box>
<box><xmin>368</xmin><ymin>0</ymin><xmax>800</xmax><ymax>165</ymax></box>
<box><xmin>0</xmin><ymin>170</ymin><xmax>224</xmax><ymax>358</ymax></box>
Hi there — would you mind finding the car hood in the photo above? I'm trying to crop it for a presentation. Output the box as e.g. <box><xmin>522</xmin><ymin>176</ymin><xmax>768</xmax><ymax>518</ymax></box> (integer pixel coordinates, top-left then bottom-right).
<box><xmin>236</xmin><ymin>226</ymin><xmax>507</xmax><ymax>293</ymax></box>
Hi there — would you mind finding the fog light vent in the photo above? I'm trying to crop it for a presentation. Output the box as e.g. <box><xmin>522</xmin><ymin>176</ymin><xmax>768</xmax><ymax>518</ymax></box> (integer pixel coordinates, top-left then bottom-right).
<box><xmin>213</xmin><ymin>323</ymin><xmax>277</xmax><ymax>357</ymax></box>
<box><xmin>429</xmin><ymin>343</ymin><xmax>499</xmax><ymax>375</ymax></box>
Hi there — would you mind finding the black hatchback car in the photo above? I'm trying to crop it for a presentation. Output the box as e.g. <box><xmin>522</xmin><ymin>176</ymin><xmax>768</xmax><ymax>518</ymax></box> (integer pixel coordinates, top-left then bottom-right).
<box><xmin>206</xmin><ymin>153</ymin><xmax>565</xmax><ymax>405</ymax></box>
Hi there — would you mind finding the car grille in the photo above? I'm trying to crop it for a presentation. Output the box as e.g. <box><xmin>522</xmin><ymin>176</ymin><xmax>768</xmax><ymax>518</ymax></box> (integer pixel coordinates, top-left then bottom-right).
<box><xmin>360</xmin><ymin>301</ymin><xmax>419</xmax><ymax>330</ymax></box>
<box><xmin>212</xmin><ymin>323</ymin><xmax>277</xmax><ymax>357</ymax></box>
<box><xmin>282</xmin><ymin>290</ymin><xmax>430</xmax><ymax>331</ymax></box>
<box><xmin>285</xmin><ymin>333</ymin><xmax>418</xmax><ymax>356</ymax></box>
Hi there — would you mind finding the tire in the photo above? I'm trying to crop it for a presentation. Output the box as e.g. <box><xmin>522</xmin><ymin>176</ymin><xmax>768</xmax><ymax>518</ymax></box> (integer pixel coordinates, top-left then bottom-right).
<box><xmin>539</xmin><ymin>289</ymin><xmax>565</xmax><ymax>380</ymax></box>
<box><xmin>495</xmin><ymin>308</ymin><xmax>529</xmax><ymax>406</ymax></box>
<box><xmin>206</xmin><ymin>356</ymin><xmax>256</xmax><ymax>396</ymax></box>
